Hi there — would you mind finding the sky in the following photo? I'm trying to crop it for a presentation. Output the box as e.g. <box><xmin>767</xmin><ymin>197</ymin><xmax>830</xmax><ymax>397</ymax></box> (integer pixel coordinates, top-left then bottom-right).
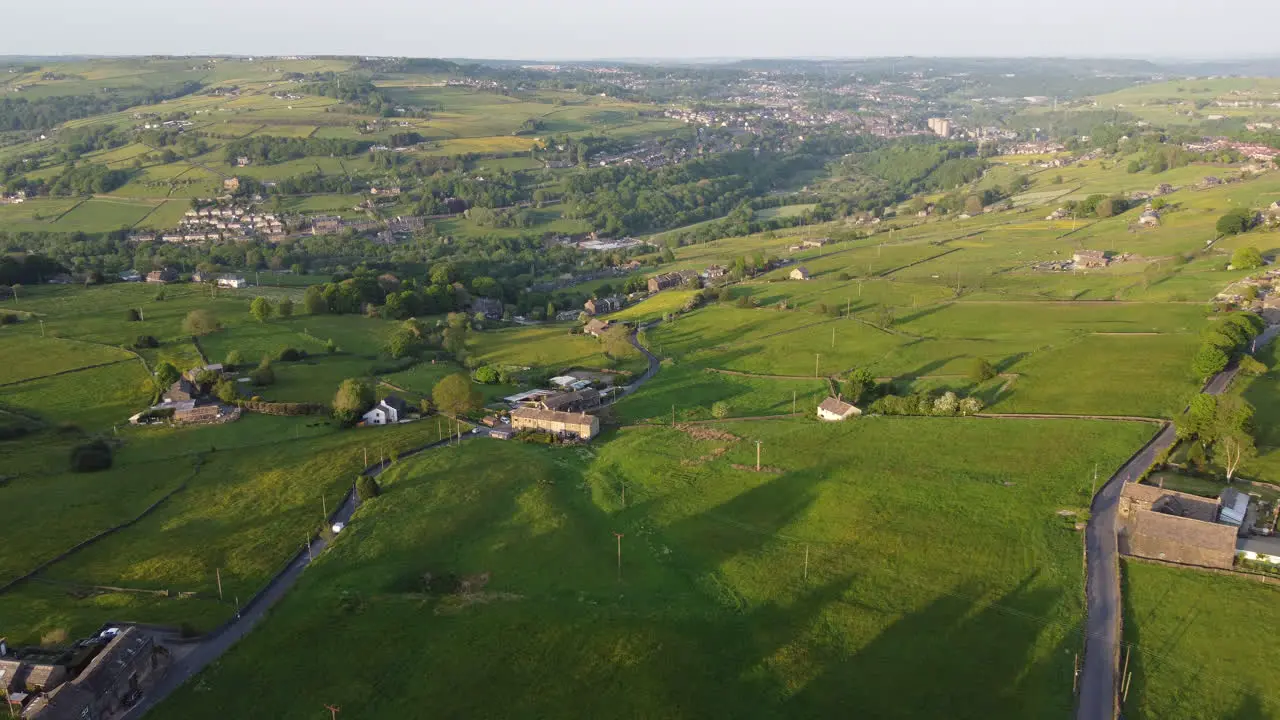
<box><xmin>5</xmin><ymin>0</ymin><xmax>1277</xmax><ymax>60</ymax></box>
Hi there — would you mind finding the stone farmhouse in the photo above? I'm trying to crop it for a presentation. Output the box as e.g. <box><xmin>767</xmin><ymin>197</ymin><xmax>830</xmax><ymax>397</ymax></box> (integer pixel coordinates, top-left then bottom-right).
<box><xmin>1117</xmin><ymin>482</ymin><xmax>1240</xmax><ymax>569</ymax></box>
<box><xmin>511</xmin><ymin>408</ymin><xmax>600</xmax><ymax>440</ymax></box>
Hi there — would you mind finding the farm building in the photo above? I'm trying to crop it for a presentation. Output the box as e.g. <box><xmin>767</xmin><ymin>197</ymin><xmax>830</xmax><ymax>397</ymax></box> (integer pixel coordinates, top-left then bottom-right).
<box><xmin>790</xmin><ymin>266</ymin><xmax>811</xmax><ymax>281</ymax></box>
<box><xmin>817</xmin><ymin>396</ymin><xmax>861</xmax><ymax>421</ymax></box>
<box><xmin>164</xmin><ymin>379</ymin><xmax>196</xmax><ymax>403</ymax></box>
<box><xmin>472</xmin><ymin>297</ymin><xmax>504</xmax><ymax>321</ymax></box>
<box><xmin>647</xmin><ymin>273</ymin><xmax>685</xmax><ymax>293</ymax></box>
<box><xmin>540</xmin><ymin>388</ymin><xmax>601</xmax><ymax>413</ymax></box>
<box><xmin>173</xmin><ymin>405</ymin><xmax>221</xmax><ymax>424</ymax></box>
<box><xmin>511</xmin><ymin>408</ymin><xmax>600</xmax><ymax>440</ymax></box>
<box><xmin>1072</xmin><ymin>250</ymin><xmax>1108</xmax><ymax>269</ymax></box>
<box><xmin>1117</xmin><ymin>483</ymin><xmax>1238</xmax><ymax>569</ymax></box>
<box><xmin>22</xmin><ymin>628</ymin><xmax>168</xmax><ymax>720</ymax></box>
<box><xmin>363</xmin><ymin>396</ymin><xmax>408</xmax><ymax>426</ymax></box>
<box><xmin>216</xmin><ymin>275</ymin><xmax>247</xmax><ymax>289</ymax></box>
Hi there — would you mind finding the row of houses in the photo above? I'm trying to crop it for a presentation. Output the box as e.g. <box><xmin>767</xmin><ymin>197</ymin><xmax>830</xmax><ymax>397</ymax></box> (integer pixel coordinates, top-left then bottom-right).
<box><xmin>1117</xmin><ymin>481</ymin><xmax>1266</xmax><ymax>569</ymax></box>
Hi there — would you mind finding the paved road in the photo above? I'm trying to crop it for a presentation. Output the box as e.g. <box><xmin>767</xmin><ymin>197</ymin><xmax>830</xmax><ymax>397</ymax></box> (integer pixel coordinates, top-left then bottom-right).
<box><xmin>618</xmin><ymin>325</ymin><xmax>661</xmax><ymax>399</ymax></box>
<box><xmin>122</xmin><ymin>432</ymin><xmax>476</xmax><ymax>719</ymax></box>
<box><xmin>1076</xmin><ymin>323</ymin><xmax>1280</xmax><ymax>720</ymax></box>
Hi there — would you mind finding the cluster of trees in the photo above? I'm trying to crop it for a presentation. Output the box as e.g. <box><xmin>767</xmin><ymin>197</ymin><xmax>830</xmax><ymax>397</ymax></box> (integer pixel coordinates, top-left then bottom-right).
<box><xmin>1175</xmin><ymin>393</ymin><xmax>1258</xmax><ymax>480</ymax></box>
<box><xmin>466</xmin><ymin>206</ymin><xmax>535</xmax><ymax>228</ymax></box>
<box><xmin>0</xmin><ymin>81</ymin><xmax>202</xmax><ymax>131</ymax></box>
<box><xmin>1063</xmin><ymin>193</ymin><xmax>1131</xmax><ymax>219</ymax></box>
<box><xmin>1219</xmin><ymin>209</ymin><xmax>1259</xmax><ymax>237</ymax></box>
<box><xmin>869</xmin><ymin>390</ymin><xmax>984</xmax><ymax>417</ymax></box>
<box><xmin>249</xmin><ymin>296</ymin><xmax>294</xmax><ymax>322</ymax></box>
<box><xmin>223</xmin><ymin>136</ymin><xmax>373</xmax><ymax>165</ymax></box>
<box><xmin>1191</xmin><ymin>312</ymin><xmax>1265</xmax><ymax>378</ymax></box>
<box><xmin>12</xmin><ymin>163</ymin><xmax>134</xmax><ymax>197</ymax></box>
<box><xmin>0</xmin><ymin>253</ymin><xmax>64</xmax><ymax>285</ymax></box>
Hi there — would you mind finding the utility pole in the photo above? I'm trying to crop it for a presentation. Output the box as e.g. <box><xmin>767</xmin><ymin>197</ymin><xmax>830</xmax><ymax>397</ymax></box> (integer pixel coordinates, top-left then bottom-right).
<box><xmin>139</xmin><ymin>308</ymin><xmax>144</xmax><ymax>322</ymax></box>
<box><xmin>363</xmin><ymin>447</ymin><xmax>367</xmax><ymax>467</ymax></box>
<box><xmin>216</xmin><ymin>568</ymin><xmax>223</xmax><ymax>600</ymax></box>
<box><xmin>803</xmin><ymin>544</ymin><xmax>810</xmax><ymax>580</ymax></box>
<box><xmin>814</xmin><ymin>353</ymin><xmax>820</xmax><ymax>378</ymax></box>
<box><xmin>613</xmin><ymin>532</ymin><xmax>624</xmax><ymax>581</ymax></box>
<box><xmin>306</xmin><ymin>536</ymin><xmax>313</xmax><ymax>562</ymax></box>
<box><xmin>831</xmin><ymin>326</ymin><xmax>835</xmax><ymax>349</ymax></box>
<box><xmin>671</xmin><ymin>404</ymin><xmax>675</xmax><ymax>426</ymax></box>
<box><xmin>792</xmin><ymin>391</ymin><xmax>796</xmax><ymax>415</ymax></box>
<box><xmin>325</xmin><ymin>705</ymin><xmax>341</xmax><ymax>720</ymax></box>
<box><xmin>322</xmin><ymin>494</ymin><xmax>327</xmax><ymax>518</ymax></box>
<box><xmin>846</xmin><ymin>297</ymin><xmax>851</xmax><ymax>316</ymax></box>
<box><xmin>39</xmin><ymin>320</ymin><xmax>44</xmax><ymax>337</ymax></box>
<box><xmin>756</xmin><ymin>440</ymin><xmax>762</xmax><ymax>471</ymax></box>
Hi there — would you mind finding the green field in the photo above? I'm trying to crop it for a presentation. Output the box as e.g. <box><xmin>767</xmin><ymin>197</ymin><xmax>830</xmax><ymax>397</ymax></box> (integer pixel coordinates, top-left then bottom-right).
<box><xmin>1122</xmin><ymin>561</ymin><xmax>1280</xmax><ymax>719</ymax></box>
<box><xmin>152</xmin><ymin>417</ymin><xmax>1152</xmax><ymax>719</ymax></box>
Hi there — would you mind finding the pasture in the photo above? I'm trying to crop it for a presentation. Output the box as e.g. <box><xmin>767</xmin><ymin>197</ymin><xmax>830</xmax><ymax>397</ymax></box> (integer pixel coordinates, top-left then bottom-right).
<box><xmin>150</xmin><ymin>417</ymin><xmax>1153</xmax><ymax>719</ymax></box>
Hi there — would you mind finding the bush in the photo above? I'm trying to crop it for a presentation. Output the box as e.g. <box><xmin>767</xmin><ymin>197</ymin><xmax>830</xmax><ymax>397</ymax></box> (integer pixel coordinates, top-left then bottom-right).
<box><xmin>711</xmin><ymin>401</ymin><xmax>731</xmax><ymax>419</ymax></box>
<box><xmin>133</xmin><ymin>335</ymin><xmax>159</xmax><ymax>349</ymax></box>
<box><xmin>70</xmin><ymin>440</ymin><xmax>113</xmax><ymax>472</ymax></box>
<box><xmin>249</xmin><ymin>356</ymin><xmax>275</xmax><ymax>386</ymax></box>
<box><xmin>1219</xmin><ymin>209</ymin><xmax>1256</xmax><ymax>237</ymax></box>
<box><xmin>124</xmin><ymin>308</ymin><xmax>140</xmax><ymax>322</ymax></box>
<box><xmin>356</xmin><ymin>475</ymin><xmax>381</xmax><ymax>502</ymax></box>
<box><xmin>472</xmin><ymin>365</ymin><xmax>500</xmax><ymax>384</ymax></box>
<box><xmin>277</xmin><ymin>347</ymin><xmax>304</xmax><ymax>362</ymax></box>
<box><xmin>968</xmin><ymin>357</ymin><xmax>997</xmax><ymax>383</ymax></box>
<box><xmin>1231</xmin><ymin>246</ymin><xmax>1265</xmax><ymax>270</ymax></box>
<box><xmin>0</xmin><ymin>314</ymin><xmax>17</xmax><ymax>325</ymax></box>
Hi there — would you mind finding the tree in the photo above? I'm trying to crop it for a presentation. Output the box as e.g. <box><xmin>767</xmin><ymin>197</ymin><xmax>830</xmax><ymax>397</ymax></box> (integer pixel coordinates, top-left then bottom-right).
<box><xmin>386</xmin><ymin>330</ymin><xmax>417</xmax><ymax>359</ymax></box>
<box><xmin>277</xmin><ymin>297</ymin><xmax>294</xmax><ymax>318</ymax></box>
<box><xmin>711</xmin><ymin>401</ymin><xmax>731</xmax><ymax>419</ymax></box>
<box><xmin>599</xmin><ymin>324</ymin><xmax>632</xmax><ymax>359</ymax></box>
<box><xmin>1231</xmin><ymin>245</ymin><xmax>1265</xmax><ymax>270</ymax></box>
<box><xmin>1239</xmin><ymin>355</ymin><xmax>1268</xmax><ymax>376</ymax></box>
<box><xmin>182</xmin><ymin>309</ymin><xmax>221</xmax><ymax>336</ymax></box>
<box><xmin>224</xmin><ymin>349</ymin><xmax>243</xmax><ymax>369</ymax></box>
<box><xmin>124</xmin><ymin>308</ymin><xmax>140</xmax><ymax>322</ymax></box>
<box><xmin>250</xmin><ymin>296</ymin><xmax>273</xmax><ymax>323</ymax></box>
<box><xmin>963</xmin><ymin>195</ymin><xmax>984</xmax><ymax>215</ymax></box>
<box><xmin>843</xmin><ymin>368</ymin><xmax>877</xmax><ymax>403</ymax></box>
<box><xmin>153</xmin><ymin>361</ymin><xmax>180</xmax><ymax>392</ymax></box>
<box><xmin>70</xmin><ymin>440</ymin><xmax>113</xmax><ymax>473</ymax></box>
<box><xmin>875</xmin><ymin>305</ymin><xmax>895</xmax><ymax>329</ymax></box>
<box><xmin>1191</xmin><ymin>344</ymin><xmax>1229</xmax><ymax>377</ymax></box>
<box><xmin>1218</xmin><ymin>209</ymin><xmax>1256</xmax><ymax>237</ymax></box>
<box><xmin>333</xmin><ymin>378</ymin><xmax>375</xmax><ymax>424</ymax></box>
<box><xmin>442</xmin><ymin>312</ymin><xmax>469</xmax><ymax>357</ymax></box>
<box><xmin>432</xmin><ymin>372</ymin><xmax>480</xmax><ymax>417</ymax></box>
<box><xmin>356</xmin><ymin>475</ymin><xmax>381</xmax><ymax>502</ymax></box>
<box><xmin>473</xmin><ymin>365</ymin><xmax>500</xmax><ymax>384</ymax></box>
<box><xmin>1218</xmin><ymin>431</ymin><xmax>1256</xmax><ymax>481</ymax></box>
<box><xmin>968</xmin><ymin>357</ymin><xmax>997</xmax><ymax>383</ymax></box>
<box><xmin>1176</xmin><ymin>393</ymin><xmax>1218</xmax><ymax>440</ymax></box>
<box><xmin>303</xmin><ymin>285</ymin><xmax>327</xmax><ymax>314</ymax></box>
<box><xmin>249</xmin><ymin>355</ymin><xmax>275</xmax><ymax>386</ymax></box>
<box><xmin>1095</xmin><ymin>199</ymin><xmax>1116</xmax><ymax>218</ymax></box>
<box><xmin>932</xmin><ymin>391</ymin><xmax>959</xmax><ymax>416</ymax></box>
<box><xmin>214</xmin><ymin>378</ymin><xmax>240</xmax><ymax>404</ymax></box>
<box><xmin>958</xmin><ymin>396</ymin><xmax>984</xmax><ymax>416</ymax></box>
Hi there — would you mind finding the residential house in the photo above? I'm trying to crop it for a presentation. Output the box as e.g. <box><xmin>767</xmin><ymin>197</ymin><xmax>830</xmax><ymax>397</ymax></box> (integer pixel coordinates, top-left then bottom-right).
<box><xmin>189</xmin><ymin>271</ymin><xmax>208</xmax><ymax>283</ymax></box>
<box><xmin>801</xmin><ymin>238</ymin><xmax>829</xmax><ymax>249</ymax></box>
<box><xmin>222</xmin><ymin>177</ymin><xmax>241</xmax><ymax>192</ymax></box>
<box><xmin>816</xmin><ymin>396</ymin><xmax>861</xmax><ymax>421</ymax></box>
<box><xmin>370</xmin><ymin>185</ymin><xmax>401</xmax><ymax>196</ymax></box>
<box><xmin>145</xmin><ymin>268</ymin><xmax>178</xmax><ymax>284</ymax></box>
<box><xmin>790</xmin><ymin>266</ymin><xmax>811</xmax><ymax>281</ymax></box>
<box><xmin>647</xmin><ymin>272</ymin><xmax>685</xmax><ymax>293</ymax></box>
<box><xmin>1138</xmin><ymin>208</ymin><xmax>1160</xmax><ymax>227</ymax></box>
<box><xmin>183</xmin><ymin>364</ymin><xmax>225</xmax><ymax>382</ymax></box>
<box><xmin>235</xmin><ymin>156</ymin><xmax>251</xmax><ymax>167</ymax></box>
<box><xmin>510</xmin><ymin>407</ymin><xmax>600</xmax><ymax>440</ymax></box>
<box><xmin>703</xmin><ymin>265</ymin><xmax>728</xmax><ymax>281</ymax></box>
<box><xmin>216</xmin><ymin>274</ymin><xmax>247</xmax><ymax>289</ymax></box>
<box><xmin>584</xmin><ymin>318</ymin><xmax>613</xmax><ymax>337</ymax></box>
<box><xmin>311</xmin><ymin>216</ymin><xmax>343</xmax><ymax>235</ymax></box>
<box><xmin>362</xmin><ymin>396</ymin><xmax>409</xmax><ymax>426</ymax></box>
<box><xmin>583</xmin><ymin>296</ymin><xmax>623</xmax><ymax>316</ymax></box>
<box><xmin>1117</xmin><ymin>482</ymin><xmax>1238</xmax><ymax>569</ymax></box>
<box><xmin>540</xmin><ymin>388</ymin><xmax>601</xmax><ymax>413</ymax></box>
<box><xmin>1072</xmin><ymin>250</ymin><xmax>1108</xmax><ymax>269</ymax></box>
<box><xmin>472</xmin><ymin>297</ymin><xmax>504</xmax><ymax>321</ymax></box>
<box><xmin>555</xmin><ymin>309</ymin><xmax>582</xmax><ymax>322</ymax></box>
<box><xmin>24</xmin><ymin>628</ymin><xmax>167</xmax><ymax>720</ymax></box>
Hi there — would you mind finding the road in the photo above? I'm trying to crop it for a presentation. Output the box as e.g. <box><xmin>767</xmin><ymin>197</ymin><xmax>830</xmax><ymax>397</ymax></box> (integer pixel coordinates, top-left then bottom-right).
<box><xmin>1076</xmin><ymin>323</ymin><xmax>1280</xmax><ymax>720</ymax></box>
<box><xmin>122</xmin><ymin>432</ymin><xmax>478</xmax><ymax>719</ymax></box>
<box><xmin>618</xmin><ymin>325</ymin><xmax>661</xmax><ymax>398</ymax></box>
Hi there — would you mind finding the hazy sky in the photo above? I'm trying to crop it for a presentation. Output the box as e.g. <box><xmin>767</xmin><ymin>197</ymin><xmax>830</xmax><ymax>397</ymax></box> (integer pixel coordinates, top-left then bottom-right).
<box><xmin>5</xmin><ymin>0</ymin><xmax>1273</xmax><ymax>60</ymax></box>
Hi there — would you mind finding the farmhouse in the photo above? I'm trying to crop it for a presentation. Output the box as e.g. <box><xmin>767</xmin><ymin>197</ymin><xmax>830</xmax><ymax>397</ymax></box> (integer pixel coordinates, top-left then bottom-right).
<box><xmin>145</xmin><ymin>268</ymin><xmax>178</xmax><ymax>284</ymax></box>
<box><xmin>22</xmin><ymin>628</ymin><xmax>168</xmax><ymax>720</ymax></box>
<box><xmin>217</xmin><ymin>274</ymin><xmax>247</xmax><ymax>289</ymax></box>
<box><xmin>816</xmin><ymin>396</ymin><xmax>861</xmax><ymax>421</ymax></box>
<box><xmin>510</xmin><ymin>407</ymin><xmax>600</xmax><ymax>440</ymax></box>
<box><xmin>1072</xmin><ymin>250</ymin><xmax>1108</xmax><ymax>269</ymax></box>
<box><xmin>790</xmin><ymin>266</ymin><xmax>811</xmax><ymax>281</ymax></box>
<box><xmin>647</xmin><ymin>272</ymin><xmax>685</xmax><ymax>293</ymax></box>
<box><xmin>362</xmin><ymin>396</ymin><xmax>408</xmax><ymax>426</ymax></box>
<box><xmin>1117</xmin><ymin>483</ymin><xmax>1238</xmax><ymax>569</ymax></box>
<box><xmin>802</xmin><ymin>238</ymin><xmax>829</xmax><ymax>249</ymax></box>
<box><xmin>584</xmin><ymin>318</ymin><xmax>613</xmax><ymax>337</ymax></box>
<box><xmin>703</xmin><ymin>265</ymin><xmax>728</xmax><ymax>280</ymax></box>
<box><xmin>583</xmin><ymin>296</ymin><xmax>623</xmax><ymax>316</ymax></box>
<box><xmin>222</xmin><ymin>177</ymin><xmax>241</xmax><ymax>192</ymax></box>
<box><xmin>310</xmin><ymin>216</ymin><xmax>343</xmax><ymax>235</ymax></box>
<box><xmin>164</xmin><ymin>379</ymin><xmax>196</xmax><ymax>403</ymax></box>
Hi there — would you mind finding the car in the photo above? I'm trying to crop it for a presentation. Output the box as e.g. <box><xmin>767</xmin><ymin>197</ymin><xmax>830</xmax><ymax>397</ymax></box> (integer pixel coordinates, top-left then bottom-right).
<box><xmin>331</xmin><ymin>522</ymin><xmax>345</xmax><ymax>533</ymax></box>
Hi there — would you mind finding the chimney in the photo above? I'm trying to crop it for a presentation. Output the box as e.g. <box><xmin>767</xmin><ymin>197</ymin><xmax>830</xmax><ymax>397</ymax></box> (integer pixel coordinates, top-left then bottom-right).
<box><xmin>0</xmin><ymin>638</ymin><xmax>7</xmax><ymax>656</ymax></box>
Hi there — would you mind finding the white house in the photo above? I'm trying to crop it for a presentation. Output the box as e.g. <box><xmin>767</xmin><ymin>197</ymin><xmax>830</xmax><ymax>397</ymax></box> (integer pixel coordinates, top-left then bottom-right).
<box><xmin>790</xmin><ymin>266</ymin><xmax>811</xmax><ymax>281</ymax></box>
<box><xmin>362</xmin><ymin>396</ymin><xmax>409</xmax><ymax>426</ymax></box>
<box><xmin>217</xmin><ymin>274</ymin><xmax>247</xmax><ymax>289</ymax></box>
<box><xmin>817</xmin><ymin>396</ymin><xmax>861</xmax><ymax>421</ymax></box>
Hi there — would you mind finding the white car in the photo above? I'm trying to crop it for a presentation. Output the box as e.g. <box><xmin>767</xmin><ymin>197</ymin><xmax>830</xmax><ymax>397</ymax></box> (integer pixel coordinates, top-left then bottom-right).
<box><xmin>331</xmin><ymin>522</ymin><xmax>345</xmax><ymax>534</ymax></box>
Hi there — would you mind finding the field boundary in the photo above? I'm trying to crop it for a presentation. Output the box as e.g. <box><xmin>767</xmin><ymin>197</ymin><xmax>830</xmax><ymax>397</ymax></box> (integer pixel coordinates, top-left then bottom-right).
<box><xmin>0</xmin><ymin>458</ymin><xmax>203</xmax><ymax>595</ymax></box>
<box><xmin>0</xmin><ymin>357</ymin><xmax>136</xmax><ymax>389</ymax></box>
<box><xmin>976</xmin><ymin>412</ymin><xmax>1166</xmax><ymax>424</ymax></box>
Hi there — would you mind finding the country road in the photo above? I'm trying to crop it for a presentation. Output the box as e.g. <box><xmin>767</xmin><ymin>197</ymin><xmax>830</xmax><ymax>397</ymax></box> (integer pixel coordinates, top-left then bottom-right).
<box><xmin>1076</xmin><ymin>323</ymin><xmax>1280</xmax><ymax>720</ymax></box>
<box><xmin>122</xmin><ymin>431</ymin><xmax>483</xmax><ymax>719</ymax></box>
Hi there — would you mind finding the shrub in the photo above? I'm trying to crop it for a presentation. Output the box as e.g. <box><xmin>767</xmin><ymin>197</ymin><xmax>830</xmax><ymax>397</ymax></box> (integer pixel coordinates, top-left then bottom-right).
<box><xmin>711</xmin><ymin>401</ymin><xmax>731</xmax><ymax>419</ymax></box>
<box><xmin>472</xmin><ymin>365</ymin><xmax>500</xmax><ymax>384</ymax></box>
<box><xmin>182</xmin><ymin>309</ymin><xmax>221</xmax><ymax>336</ymax></box>
<box><xmin>277</xmin><ymin>347</ymin><xmax>304</xmax><ymax>362</ymax></box>
<box><xmin>70</xmin><ymin>440</ymin><xmax>113</xmax><ymax>472</ymax></box>
<box><xmin>968</xmin><ymin>357</ymin><xmax>997</xmax><ymax>383</ymax></box>
<box><xmin>0</xmin><ymin>314</ymin><xmax>17</xmax><ymax>325</ymax></box>
<box><xmin>1231</xmin><ymin>246</ymin><xmax>1265</xmax><ymax>270</ymax></box>
<box><xmin>133</xmin><ymin>335</ymin><xmax>158</xmax><ymax>349</ymax></box>
<box><xmin>1218</xmin><ymin>209</ymin><xmax>1256</xmax><ymax>237</ymax></box>
<box><xmin>124</xmin><ymin>308</ymin><xmax>140</xmax><ymax>322</ymax></box>
<box><xmin>356</xmin><ymin>475</ymin><xmax>381</xmax><ymax>502</ymax></box>
<box><xmin>249</xmin><ymin>356</ymin><xmax>275</xmax><ymax>386</ymax></box>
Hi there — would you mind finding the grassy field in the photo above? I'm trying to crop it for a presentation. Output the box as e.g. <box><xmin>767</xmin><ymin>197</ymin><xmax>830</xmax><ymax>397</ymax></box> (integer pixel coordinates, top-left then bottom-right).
<box><xmin>1122</xmin><ymin>560</ymin><xmax>1280</xmax><ymax>719</ymax></box>
<box><xmin>468</xmin><ymin>324</ymin><xmax>647</xmax><ymax>376</ymax></box>
<box><xmin>0</xmin><ymin>334</ymin><xmax>135</xmax><ymax>385</ymax></box>
<box><xmin>151</xmin><ymin>416</ymin><xmax>1152</xmax><ymax>719</ymax></box>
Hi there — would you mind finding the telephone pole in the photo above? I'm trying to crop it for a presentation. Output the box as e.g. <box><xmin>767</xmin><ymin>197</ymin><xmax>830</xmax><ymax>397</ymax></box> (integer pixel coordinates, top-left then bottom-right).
<box><xmin>613</xmin><ymin>532</ymin><xmax>624</xmax><ymax>581</ymax></box>
<box><xmin>756</xmin><ymin>440</ymin><xmax>762</xmax><ymax>471</ymax></box>
<box><xmin>321</xmin><ymin>494</ymin><xmax>327</xmax><ymax>518</ymax></box>
<box><xmin>804</xmin><ymin>544</ymin><xmax>810</xmax><ymax>580</ymax></box>
<box><xmin>216</xmin><ymin>568</ymin><xmax>223</xmax><ymax>600</ymax></box>
<box><xmin>814</xmin><ymin>353</ymin><xmax>820</xmax><ymax>378</ymax></box>
<box><xmin>831</xmin><ymin>326</ymin><xmax>835</xmax><ymax>349</ymax></box>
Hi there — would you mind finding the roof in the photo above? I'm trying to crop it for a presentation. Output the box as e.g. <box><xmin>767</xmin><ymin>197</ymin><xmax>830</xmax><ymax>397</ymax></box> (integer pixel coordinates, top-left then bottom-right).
<box><xmin>818</xmin><ymin>396</ymin><xmax>857</xmax><ymax>416</ymax></box>
<box><xmin>72</xmin><ymin>628</ymin><xmax>151</xmax><ymax>698</ymax></box>
<box><xmin>27</xmin><ymin>681</ymin><xmax>96</xmax><ymax>720</ymax></box>
<box><xmin>584</xmin><ymin>319</ymin><xmax>612</xmax><ymax>335</ymax></box>
<box><xmin>381</xmin><ymin>395</ymin><xmax>408</xmax><ymax>414</ymax></box>
<box><xmin>1121</xmin><ymin>482</ymin><xmax>1219</xmax><ymax>523</ymax></box>
<box><xmin>0</xmin><ymin>659</ymin><xmax>23</xmax><ymax>691</ymax></box>
<box><xmin>548</xmin><ymin>375</ymin><xmax>578</xmax><ymax>388</ymax></box>
<box><xmin>1219</xmin><ymin>487</ymin><xmax>1250</xmax><ymax>526</ymax></box>
<box><xmin>542</xmin><ymin>388</ymin><xmax>600</xmax><ymax>411</ymax></box>
<box><xmin>1130</xmin><ymin>509</ymin><xmax>1237</xmax><ymax>553</ymax></box>
<box><xmin>511</xmin><ymin>407</ymin><xmax>597</xmax><ymax>428</ymax></box>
